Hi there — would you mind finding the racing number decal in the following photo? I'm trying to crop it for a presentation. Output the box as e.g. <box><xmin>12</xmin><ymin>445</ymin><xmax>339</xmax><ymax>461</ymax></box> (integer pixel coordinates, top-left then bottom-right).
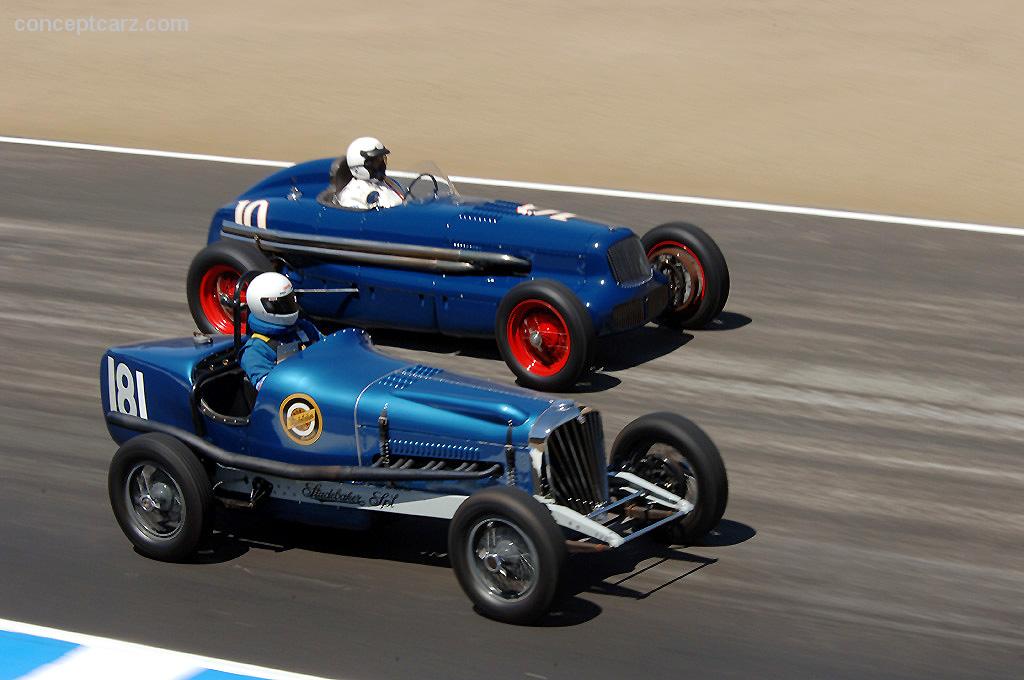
<box><xmin>234</xmin><ymin>199</ymin><xmax>269</xmax><ymax>228</ymax></box>
<box><xmin>515</xmin><ymin>203</ymin><xmax>576</xmax><ymax>222</ymax></box>
<box><xmin>106</xmin><ymin>357</ymin><xmax>148</xmax><ymax>419</ymax></box>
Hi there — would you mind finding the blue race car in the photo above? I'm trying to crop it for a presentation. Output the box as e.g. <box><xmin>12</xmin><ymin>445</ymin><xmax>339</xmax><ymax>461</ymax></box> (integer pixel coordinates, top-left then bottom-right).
<box><xmin>101</xmin><ymin>309</ymin><xmax>728</xmax><ymax>623</ymax></box>
<box><xmin>186</xmin><ymin>159</ymin><xmax>730</xmax><ymax>390</ymax></box>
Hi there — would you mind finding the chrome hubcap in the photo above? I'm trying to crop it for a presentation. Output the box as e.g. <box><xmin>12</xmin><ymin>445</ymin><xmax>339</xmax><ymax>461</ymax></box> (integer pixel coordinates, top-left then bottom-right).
<box><xmin>467</xmin><ymin>518</ymin><xmax>538</xmax><ymax>601</ymax></box>
<box><xmin>125</xmin><ymin>464</ymin><xmax>186</xmax><ymax>539</ymax></box>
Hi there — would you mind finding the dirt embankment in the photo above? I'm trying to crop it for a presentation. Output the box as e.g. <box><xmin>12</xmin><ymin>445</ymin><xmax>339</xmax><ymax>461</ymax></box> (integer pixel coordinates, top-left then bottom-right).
<box><xmin>2</xmin><ymin>1</ymin><xmax>1021</xmax><ymax>225</ymax></box>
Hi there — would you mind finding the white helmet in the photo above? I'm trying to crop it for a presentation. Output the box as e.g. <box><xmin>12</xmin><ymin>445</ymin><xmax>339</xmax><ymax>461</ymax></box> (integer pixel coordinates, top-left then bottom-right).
<box><xmin>346</xmin><ymin>136</ymin><xmax>390</xmax><ymax>181</ymax></box>
<box><xmin>247</xmin><ymin>272</ymin><xmax>298</xmax><ymax>327</ymax></box>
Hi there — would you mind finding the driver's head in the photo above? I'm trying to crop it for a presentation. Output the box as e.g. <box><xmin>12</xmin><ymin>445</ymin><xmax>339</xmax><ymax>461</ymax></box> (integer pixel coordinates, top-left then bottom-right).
<box><xmin>346</xmin><ymin>136</ymin><xmax>389</xmax><ymax>181</ymax></box>
<box><xmin>247</xmin><ymin>273</ymin><xmax>298</xmax><ymax>328</ymax></box>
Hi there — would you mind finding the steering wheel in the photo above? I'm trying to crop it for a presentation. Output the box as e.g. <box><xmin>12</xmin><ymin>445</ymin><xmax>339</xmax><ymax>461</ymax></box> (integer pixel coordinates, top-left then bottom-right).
<box><xmin>406</xmin><ymin>173</ymin><xmax>440</xmax><ymax>201</ymax></box>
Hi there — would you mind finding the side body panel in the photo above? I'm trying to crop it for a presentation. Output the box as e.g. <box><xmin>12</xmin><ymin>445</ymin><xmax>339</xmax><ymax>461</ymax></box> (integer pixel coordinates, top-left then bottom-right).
<box><xmin>206</xmin><ymin>159</ymin><xmax>667</xmax><ymax>338</ymax></box>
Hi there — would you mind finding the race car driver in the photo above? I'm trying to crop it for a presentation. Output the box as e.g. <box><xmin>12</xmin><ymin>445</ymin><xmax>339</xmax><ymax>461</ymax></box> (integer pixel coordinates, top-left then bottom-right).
<box><xmin>240</xmin><ymin>272</ymin><xmax>321</xmax><ymax>390</ymax></box>
<box><xmin>337</xmin><ymin>136</ymin><xmax>405</xmax><ymax>210</ymax></box>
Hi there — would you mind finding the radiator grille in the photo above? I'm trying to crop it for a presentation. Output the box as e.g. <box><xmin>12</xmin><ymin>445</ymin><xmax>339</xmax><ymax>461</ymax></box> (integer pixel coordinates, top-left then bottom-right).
<box><xmin>545</xmin><ymin>411</ymin><xmax>608</xmax><ymax>514</ymax></box>
<box><xmin>611</xmin><ymin>298</ymin><xmax>646</xmax><ymax>332</ymax></box>
<box><xmin>609</xmin><ymin>284</ymin><xmax>671</xmax><ymax>331</ymax></box>
<box><xmin>607</xmin><ymin>236</ymin><xmax>653</xmax><ymax>287</ymax></box>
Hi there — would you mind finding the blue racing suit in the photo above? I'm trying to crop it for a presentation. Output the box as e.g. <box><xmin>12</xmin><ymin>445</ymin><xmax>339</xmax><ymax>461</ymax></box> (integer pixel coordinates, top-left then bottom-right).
<box><xmin>240</xmin><ymin>315</ymin><xmax>322</xmax><ymax>390</ymax></box>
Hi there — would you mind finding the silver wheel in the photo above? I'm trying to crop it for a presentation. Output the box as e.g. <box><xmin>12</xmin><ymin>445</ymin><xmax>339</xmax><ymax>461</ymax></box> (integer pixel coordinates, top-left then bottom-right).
<box><xmin>124</xmin><ymin>463</ymin><xmax>186</xmax><ymax>539</ymax></box>
<box><xmin>466</xmin><ymin>517</ymin><xmax>538</xmax><ymax>601</ymax></box>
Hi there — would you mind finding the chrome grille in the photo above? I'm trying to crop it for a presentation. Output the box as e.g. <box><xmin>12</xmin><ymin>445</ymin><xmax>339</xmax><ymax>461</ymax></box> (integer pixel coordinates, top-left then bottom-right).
<box><xmin>545</xmin><ymin>411</ymin><xmax>608</xmax><ymax>514</ymax></box>
<box><xmin>607</xmin><ymin>236</ymin><xmax>653</xmax><ymax>287</ymax></box>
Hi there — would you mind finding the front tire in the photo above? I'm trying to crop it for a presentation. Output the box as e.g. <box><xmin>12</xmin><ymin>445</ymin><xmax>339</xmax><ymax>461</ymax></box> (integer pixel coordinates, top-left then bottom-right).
<box><xmin>108</xmin><ymin>433</ymin><xmax>213</xmax><ymax>562</ymax></box>
<box><xmin>449</xmin><ymin>487</ymin><xmax>566</xmax><ymax>625</ymax></box>
<box><xmin>610</xmin><ymin>413</ymin><xmax>728</xmax><ymax>545</ymax></box>
<box><xmin>187</xmin><ymin>240</ymin><xmax>272</xmax><ymax>334</ymax></box>
<box><xmin>642</xmin><ymin>222</ymin><xmax>729</xmax><ymax>328</ymax></box>
<box><xmin>495</xmin><ymin>280</ymin><xmax>595</xmax><ymax>391</ymax></box>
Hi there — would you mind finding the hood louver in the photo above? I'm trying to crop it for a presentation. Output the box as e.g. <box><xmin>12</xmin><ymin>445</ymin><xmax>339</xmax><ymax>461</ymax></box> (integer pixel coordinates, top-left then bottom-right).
<box><xmin>378</xmin><ymin>365</ymin><xmax>443</xmax><ymax>390</ymax></box>
<box><xmin>458</xmin><ymin>200</ymin><xmax>522</xmax><ymax>223</ymax></box>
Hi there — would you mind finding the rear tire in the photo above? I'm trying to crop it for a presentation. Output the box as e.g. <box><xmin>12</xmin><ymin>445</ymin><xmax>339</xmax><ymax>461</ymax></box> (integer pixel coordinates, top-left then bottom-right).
<box><xmin>495</xmin><ymin>280</ymin><xmax>594</xmax><ymax>391</ymax></box>
<box><xmin>449</xmin><ymin>487</ymin><xmax>566</xmax><ymax>625</ymax></box>
<box><xmin>642</xmin><ymin>222</ymin><xmax>729</xmax><ymax>329</ymax></box>
<box><xmin>187</xmin><ymin>240</ymin><xmax>272</xmax><ymax>334</ymax></box>
<box><xmin>108</xmin><ymin>433</ymin><xmax>213</xmax><ymax>562</ymax></box>
<box><xmin>610</xmin><ymin>413</ymin><xmax>728</xmax><ymax>545</ymax></box>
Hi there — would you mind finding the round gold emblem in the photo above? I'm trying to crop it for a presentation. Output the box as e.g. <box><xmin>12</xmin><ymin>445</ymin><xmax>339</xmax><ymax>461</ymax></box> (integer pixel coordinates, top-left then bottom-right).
<box><xmin>279</xmin><ymin>393</ymin><xmax>323</xmax><ymax>445</ymax></box>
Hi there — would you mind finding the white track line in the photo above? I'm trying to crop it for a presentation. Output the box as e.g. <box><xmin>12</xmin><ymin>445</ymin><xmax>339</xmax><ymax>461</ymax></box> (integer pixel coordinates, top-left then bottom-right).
<box><xmin>0</xmin><ymin>617</ymin><xmax>337</xmax><ymax>680</ymax></box>
<box><xmin>1</xmin><ymin>135</ymin><xmax>1021</xmax><ymax>237</ymax></box>
<box><xmin>0</xmin><ymin>135</ymin><xmax>292</xmax><ymax>167</ymax></box>
<box><xmin>16</xmin><ymin>646</ymin><xmax>201</xmax><ymax>680</ymax></box>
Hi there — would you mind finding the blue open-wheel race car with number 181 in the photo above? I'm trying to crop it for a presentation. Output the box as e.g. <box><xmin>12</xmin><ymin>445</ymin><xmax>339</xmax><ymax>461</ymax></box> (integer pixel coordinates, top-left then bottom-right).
<box><xmin>101</xmin><ymin>288</ymin><xmax>729</xmax><ymax>624</ymax></box>
<box><xmin>186</xmin><ymin>158</ymin><xmax>730</xmax><ymax>390</ymax></box>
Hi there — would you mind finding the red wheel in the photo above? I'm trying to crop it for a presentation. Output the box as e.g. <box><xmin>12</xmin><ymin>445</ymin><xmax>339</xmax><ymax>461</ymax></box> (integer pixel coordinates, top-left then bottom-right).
<box><xmin>197</xmin><ymin>264</ymin><xmax>245</xmax><ymax>334</ymax></box>
<box><xmin>505</xmin><ymin>299</ymin><xmax>571</xmax><ymax>377</ymax></box>
<box><xmin>187</xmin><ymin>241</ymin><xmax>271</xmax><ymax>335</ymax></box>
<box><xmin>496</xmin><ymin>280</ymin><xmax>594</xmax><ymax>391</ymax></box>
<box><xmin>641</xmin><ymin>222</ymin><xmax>728</xmax><ymax>329</ymax></box>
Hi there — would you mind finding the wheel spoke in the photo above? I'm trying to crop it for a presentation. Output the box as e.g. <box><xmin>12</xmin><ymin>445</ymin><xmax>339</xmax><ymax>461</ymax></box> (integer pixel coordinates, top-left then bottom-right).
<box><xmin>141</xmin><ymin>466</ymin><xmax>154</xmax><ymax>496</ymax></box>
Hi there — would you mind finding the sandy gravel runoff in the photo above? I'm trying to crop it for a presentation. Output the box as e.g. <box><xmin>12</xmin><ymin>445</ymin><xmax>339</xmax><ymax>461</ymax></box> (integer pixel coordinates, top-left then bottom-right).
<box><xmin>1</xmin><ymin>1</ymin><xmax>1021</xmax><ymax>225</ymax></box>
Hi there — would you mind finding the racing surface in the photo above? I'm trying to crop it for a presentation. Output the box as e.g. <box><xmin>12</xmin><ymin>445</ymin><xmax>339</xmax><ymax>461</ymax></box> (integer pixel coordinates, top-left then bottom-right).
<box><xmin>1</xmin><ymin>144</ymin><xmax>1021</xmax><ymax>679</ymax></box>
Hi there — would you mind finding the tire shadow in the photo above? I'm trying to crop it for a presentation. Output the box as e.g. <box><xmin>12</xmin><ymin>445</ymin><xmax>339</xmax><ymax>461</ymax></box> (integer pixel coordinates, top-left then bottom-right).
<box><xmin>701</xmin><ymin>311</ymin><xmax>752</xmax><ymax>332</ymax></box>
<box><xmin>698</xmin><ymin>519</ymin><xmax>758</xmax><ymax>547</ymax></box>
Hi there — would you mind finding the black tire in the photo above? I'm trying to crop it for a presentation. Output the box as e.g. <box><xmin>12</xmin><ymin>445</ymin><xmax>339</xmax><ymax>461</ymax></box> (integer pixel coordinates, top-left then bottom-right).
<box><xmin>108</xmin><ymin>433</ymin><xmax>213</xmax><ymax>562</ymax></box>
<box><xmin>187</xmin><ymin>240</ymin><xmax>272</xmax><ymax>334</ymax></box>
<box><xmin>641</xmin><ymin>222</ymin><xmax>729</xmax><ymax>328</ymax></box>
<box><xmin>495</xmin><ymin>279</ymin><xmax>595</xmax><ymax>391</ymax></box>
<box><xmin>448</xmin><ymin>486</ymin><xmax>566</xmax><ymax>625</ymax></box>
<box><xmin>610</xmin><ymin>413</ymin><xmax>728</xmax><ymax>545</ymax></box>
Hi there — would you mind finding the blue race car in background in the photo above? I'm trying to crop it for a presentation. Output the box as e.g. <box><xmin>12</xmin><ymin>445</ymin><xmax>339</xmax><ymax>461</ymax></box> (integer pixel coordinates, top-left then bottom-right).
<box><xmin>101</xmin><ymin>320</ymin><xmax>728</xmax><ymax>623</ymax></box>
<box><xmin>186</xmin><ymin>158</ymin><xmax>730</xmax><ymax>390</ymax></box>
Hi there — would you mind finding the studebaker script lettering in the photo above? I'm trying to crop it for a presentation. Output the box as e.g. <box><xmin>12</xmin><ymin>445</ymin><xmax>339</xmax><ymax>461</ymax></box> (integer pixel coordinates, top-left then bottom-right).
<box><xmin>301</xmin><ymin>483</ymin><xmax>399</xmax><ymax>508</ymax></box>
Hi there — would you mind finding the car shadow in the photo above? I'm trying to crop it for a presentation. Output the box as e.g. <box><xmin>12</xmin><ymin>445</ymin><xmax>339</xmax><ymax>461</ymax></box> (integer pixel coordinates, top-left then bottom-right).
<box><xmin>557</xmin><ymin>519</ymin><xmax>756</xmax><ymax>603</ymax></box>
<box><xmin>199</xmin><ymin>512</ymin><xmax>754</xmax><ymax>626</ymax></box>
<box><xmin>329</xmin><ymin>314</ymin><xmax>748</xmax><ymax>394</ymax></box>
<box><xmin>355</xmin><ymin>327</ymin><xmax>503</xmax><ymax>363</ymax></box>
<box><xmin>596</xmin><ymin>326</ymin><xmax>693</xmax><ymax>372</ymax></box>
<box><xmin>201</xmin><ymin>511</ymin><xmax>454</xmax><ymax>568</ymax></box>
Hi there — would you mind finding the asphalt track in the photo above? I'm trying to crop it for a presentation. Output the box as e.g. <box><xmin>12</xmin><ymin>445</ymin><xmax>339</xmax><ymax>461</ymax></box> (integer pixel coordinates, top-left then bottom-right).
<box><xmin>0</xmin><ymin>143</ymin><xmax>1021</xmax><ymax>679</ymax></box>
